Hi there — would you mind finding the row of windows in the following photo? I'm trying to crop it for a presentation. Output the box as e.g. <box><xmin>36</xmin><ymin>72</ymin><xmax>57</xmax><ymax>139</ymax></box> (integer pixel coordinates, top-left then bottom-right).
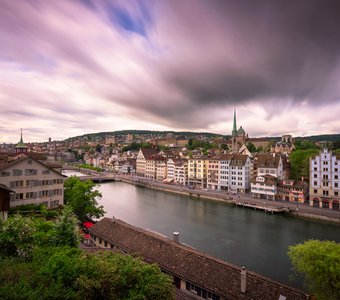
<box><xmin>312</xmin><ymin>189</ymin><xmax>339</xmax><ymax>196</ymax></box>
<box><xmin>14</xmin><ymin>190</ymin><xmax>62</xmax><ymax>200</ymax></box>
<box><xmin>10</xmin><ymin>179</ymin><xmax>63</xmax><ymax>188</ymax></box>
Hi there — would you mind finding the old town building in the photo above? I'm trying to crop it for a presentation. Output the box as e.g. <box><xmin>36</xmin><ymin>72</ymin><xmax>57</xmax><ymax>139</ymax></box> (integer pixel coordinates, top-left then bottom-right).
<box><xmin>309</xmin><ymin>148</ymin><xmax>340</xmax><ymax>210</ymax></box>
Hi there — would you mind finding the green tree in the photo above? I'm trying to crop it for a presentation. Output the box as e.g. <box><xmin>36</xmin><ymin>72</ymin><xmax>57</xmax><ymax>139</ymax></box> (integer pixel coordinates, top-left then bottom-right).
<box><xmin>64</xmin><ymin>176</ymin><xmax>105</xmax><ymax>222</ymax></box>
<box><xmin>247</xmin><ymin>142</ymin><xmax>257</xmax><ymax>153</ymax></box>
<box><xmin>0</xmin><ymin>247</ymin><xmax>175</xmax><ymax>300</ymax></box>
<box><xmin>288</xmin><ymin>240</ymin><xmax>340</xmax><ymax>300</ymax></box>
<box><xmin>0</xmin><ymin>214</ymin><xmax>36</xmax><ymax>259</ymax></box>
<box><xmin>289</xmin><ymin>149</ymin><xmax>319</xmax><ymax>180</ymax></box>
<box><xmin>51</xmin><ymin>206</ymin><xmax>80</xmax><ymax>247</ymax></box>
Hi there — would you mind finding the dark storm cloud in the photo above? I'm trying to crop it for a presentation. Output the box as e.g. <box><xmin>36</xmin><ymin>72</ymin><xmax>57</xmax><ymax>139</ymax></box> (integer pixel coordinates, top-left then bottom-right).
<box><xmin>155</xmin><ymin>0</ymin><xmax>340</xmax><ymax>109</ymax></box>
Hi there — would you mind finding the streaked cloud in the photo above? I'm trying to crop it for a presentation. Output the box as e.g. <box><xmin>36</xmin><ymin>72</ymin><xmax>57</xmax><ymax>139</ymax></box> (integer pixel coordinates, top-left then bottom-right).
<box><xmin>0</xmin><ymin>0</ymin><xmax>339</xmax><ymax>143</ymax></box>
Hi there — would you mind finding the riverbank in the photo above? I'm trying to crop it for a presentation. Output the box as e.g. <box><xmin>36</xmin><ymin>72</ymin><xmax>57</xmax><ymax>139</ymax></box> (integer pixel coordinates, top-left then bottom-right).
<box><xmin>117</xmin><ymin>175</ymin><xmax>340</xmax><ymax>224</ymax></box>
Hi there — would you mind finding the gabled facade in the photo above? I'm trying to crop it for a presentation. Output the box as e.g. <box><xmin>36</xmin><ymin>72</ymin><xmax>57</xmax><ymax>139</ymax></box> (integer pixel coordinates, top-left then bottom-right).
<box><xmin>188</xmin><ymin>158</ymin><xmax>208</xmax><ymax>188</ymax></box>
<box><xmin>277</xmin><ymin>179</ymin><xmax>309</xmax><ymax>203</ymax></box>
<box><xmin>255</xmin><ymin>153</ymin><xmax>284</xmax><ymax>179</ymax></box>
<box><xmin>0</xmin><ymin>156</ymin><xmax>64</xmax><ymax>208</ymax></box>
<box><xmin>174</xmin><ymin>159</ymin><xmax>188</xmax><ymax>185</ymax></box>
<box><xmin>136</xmin><ymin>148</ymin><xmax>159</xmax><ymax>177</ymax></box>
<box><xmin>309</xmin><ymin>148</ymin><xmax>340</xmax><ymax>210</ymax></box>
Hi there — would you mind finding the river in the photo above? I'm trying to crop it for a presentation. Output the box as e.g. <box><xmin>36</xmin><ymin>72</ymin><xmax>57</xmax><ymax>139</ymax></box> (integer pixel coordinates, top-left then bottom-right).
<box><xmin>94</xmin><ymin>181</ymin><xmax>340</xmax><ymax>289</ymax></box>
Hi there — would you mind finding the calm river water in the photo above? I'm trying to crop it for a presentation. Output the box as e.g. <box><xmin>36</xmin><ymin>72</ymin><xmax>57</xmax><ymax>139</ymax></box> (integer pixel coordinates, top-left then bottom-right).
<box><xmin>94</xmin><ymin>181</ymin><xmax>340</xmax><ymax>289</ymax></box>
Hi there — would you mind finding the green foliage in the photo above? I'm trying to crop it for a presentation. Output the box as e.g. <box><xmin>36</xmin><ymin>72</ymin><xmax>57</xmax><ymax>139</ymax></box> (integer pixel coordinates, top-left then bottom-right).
<box><xmin>0</xmin><ymin>215</ymin><xmax>36</xmax><ymax>259</ymax></box>
<box><xmin>289</xmin><ymin>149</ymin><xmax>319</xmax><ymax>180</ymax></box>
<box><xmin>187</xmin><ymin>139</ymin><xmax>215</xmax><ymax>151</ymax></box>
<box><xmin>78</xmin><ymin>163</ymin><xmax>103</xmax><ymax>172</ymax></box>
<box><xmin>294</xmin><ymin>140</ymin><xmax>318</xmax><ymax>150</ymax></box>
<box><xmin>0</xmin><ymin>247</ymin><xmax>174</xmax><ymax>300</ymax></box>
<box><xmin>51</xmin><ymin>206</ymin><xmax>80</xmax><ymax>247</ymax></box>
<box><xmin>64</xmin><ymin>176</ymin><xmax>105</xmax><ymax>222</ymax></box>
<box><xmin>247</xmin><ymin>142</ymin><xmax>257</xmax><ymax>153</ymax></box>
<box><xmin>332</xmin><ymin>140</ymin><xmax>340</xmax><ymax>150</ymax></box>
<box><xmin>288</xmin><ymin>240</ymin><xmax>340</xmax><ymax>300</ymax></box>
<box><xmin>221</xmin><ymin>143</ymin><xmax>229</xmax><ymax>151</ymax></box>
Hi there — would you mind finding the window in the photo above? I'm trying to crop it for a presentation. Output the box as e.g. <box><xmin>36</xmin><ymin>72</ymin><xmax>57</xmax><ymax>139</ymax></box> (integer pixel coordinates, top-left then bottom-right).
<box><xmin>314</xmin><ymin>189</ymin><xmax>317</xmax><ymax>194</ymax></box>
<box><xmin>335</xmin><ymin>191</ymin><xmax>339</xmax><ymax>196</ymax></box>
<box><xmin>314</xmin><ymin>167</ymin><xmax>317</xmax><ymax>171</ymax></box>
<box><xmin>323</xmin><ymin>190</ymin><xmax>329</xmax><ymax>196</ymax></box>
<box><xmin>42</xmin><ymin>170</ymin><xmax>50</xmax><ymax>174</ymax></box>
<box><xmin>25</xmin><ymin>169</ymin><xmax>37</xmax><ymax>175</ymax></box>
<box><xmin>314</xmin><ymin>174</ymin><xmax>317</xmax><ymax>178</ymax></box>
<box><xmin>335</xmin><ymin>183</ymin><xmax>338</xmax><ymax>188</ymax></box>
<box><xmin>335</xmin><ymin>175</ymin><xmax>339</xmax><ymax>180</ymax></box>
<box><xmin>314</xmin><ymin>181</ymin><xmax>317</xmax><ymax>186</ymax></box>
<box><xmin>0</xmin><ymin>171</ymin><xmax>10</xmax><ymax>176</ymax></box>
<box><xmin>12</xmin><ymin>169</ymin><xmax>22</xmax><ymax>176</ymax></box>
<box><xmin>26</xmin><ymin>192</ymin><xmax>33</xmax><ymax>199</ymax></box>
<box><xmin>15</xmin><ymin>193</ymin><xmax>24</xmax><ymax>200</ymax></box>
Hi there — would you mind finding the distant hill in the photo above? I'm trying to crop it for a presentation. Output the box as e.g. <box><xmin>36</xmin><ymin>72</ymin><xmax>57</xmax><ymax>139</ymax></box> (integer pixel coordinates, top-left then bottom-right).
<box><xmin>64</xmin><ymin>130</ymin><xmax>227</xmax><ymax>142</ymax></box>
<box><xmin>296</xmin><ymin>134</ymin><xmax>340</xmax><ymax>142</ymax></box>
<box><xmin>64</xmin><ymin>130</ymin><xmax>340</xmax><ymax>143</ymax></box>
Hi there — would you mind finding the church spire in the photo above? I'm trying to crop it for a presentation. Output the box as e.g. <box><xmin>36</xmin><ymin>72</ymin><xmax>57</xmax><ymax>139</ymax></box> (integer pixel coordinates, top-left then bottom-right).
<box><xmin>232</xmin><ymin>108</ymin><xmax>237</xmax><ymax>137</ymax></box>
<box><xmin>15</xmin><ymin>129</ymin><xmax>28</xmax><ymax>154</ymax></box>
<box><xmin>20</xmin><ymin>128</ymin><xmax>23</xmax><ymax>144</ymax></box>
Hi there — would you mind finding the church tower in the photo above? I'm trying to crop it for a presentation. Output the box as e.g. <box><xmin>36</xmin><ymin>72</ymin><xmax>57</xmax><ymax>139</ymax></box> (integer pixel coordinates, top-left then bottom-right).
<box><xmin>15</xmin><ymin>129</ymin><xmax>28</xmax><ymax>155</ymax></box>
<box><xmin>231</xmin><ymin>109</ymin><xmax>238</xmax><ymax>153</ymax></box>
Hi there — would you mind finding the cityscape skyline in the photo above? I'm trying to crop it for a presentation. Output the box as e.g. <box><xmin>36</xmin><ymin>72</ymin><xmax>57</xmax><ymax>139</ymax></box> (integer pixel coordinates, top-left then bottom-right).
<box><xmin>1</xmin><ymin>0</ymin><xmax>340</xmax><ymax>143</ymax></box>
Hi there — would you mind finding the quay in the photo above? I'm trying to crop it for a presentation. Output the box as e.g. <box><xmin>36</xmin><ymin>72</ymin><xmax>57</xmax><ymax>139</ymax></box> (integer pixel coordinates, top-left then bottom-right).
<box><xmin>235</xmin><ymin>201</ymin><xmax>290</xmax><ymax>213</ymax></box>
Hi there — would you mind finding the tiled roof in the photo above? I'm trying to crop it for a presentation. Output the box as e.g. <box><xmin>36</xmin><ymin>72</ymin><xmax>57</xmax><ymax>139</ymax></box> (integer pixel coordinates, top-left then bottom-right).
<box><xmin>140</xmin><ymin>148</ymin><xmax>159</xmax><ymax>158</ymax></box>
<box><xmin>255</xmin><ymin>154</ymin><xmax>281</xmax><ymax>168</ymax></box>
<box><xmin>89</xmin><ymin>218</ymin><xmax>308</xmax><ymax>300</ymax></box>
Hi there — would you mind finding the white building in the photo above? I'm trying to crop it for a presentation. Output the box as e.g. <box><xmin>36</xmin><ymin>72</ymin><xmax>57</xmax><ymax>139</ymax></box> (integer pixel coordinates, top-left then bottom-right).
<box><xmin>0</xmin><ymin>156</ymin><xmax>65</xmax><ymax>208</ymax></box>
<box><xmin>255</xmin><ymin>153</ymin><xmax>284</xmax><ymax>179</ymax></box>
<box><xmin>207</xmin><ymin>154</ymin><xmax>251</xmax><ymax>193</ymax></box>
<box><xmin>309</xmin><ymin>148</ymin><xmax>340</xmax><ymax>210</ymax></box>
<box><xmin>251</xmin><ymin>175</ymin><xmax>278</xmax><ymax>200</ymax></box>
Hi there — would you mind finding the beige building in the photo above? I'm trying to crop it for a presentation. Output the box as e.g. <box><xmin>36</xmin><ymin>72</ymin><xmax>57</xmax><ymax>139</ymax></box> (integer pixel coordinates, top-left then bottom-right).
<box><xmin>136</xmin><ymin>148</ymin><xmax>159</xmax><ymax>177</ymax></box>
<box><xmin>188</xmin><ymin>158</ymin><xmax>208</xmax><ymax>188</ymax></box>
<box><xmin>0</xmin><ymin>156</ymin><xmax>64</xmax><ymax>208</ymax></box>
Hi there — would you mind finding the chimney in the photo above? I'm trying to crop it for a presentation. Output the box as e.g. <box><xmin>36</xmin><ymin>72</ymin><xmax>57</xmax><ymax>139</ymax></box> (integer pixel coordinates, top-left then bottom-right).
<box><xmin>173</xmin><ymin>232</ymin><xmax>179</xmax><ymax>243</ymax></box>
<box><xmin>241</xmin><ymin>267</ymin><xmax>247</xmax><ymax>293</ymax></box>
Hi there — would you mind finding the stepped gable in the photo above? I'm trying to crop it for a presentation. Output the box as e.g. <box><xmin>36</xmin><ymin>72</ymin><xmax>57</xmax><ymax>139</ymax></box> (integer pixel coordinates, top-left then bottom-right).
<box><xmin>89</xmin><ymin>218</ymin><xmax>308</xmax><ymax>300</ymax></box>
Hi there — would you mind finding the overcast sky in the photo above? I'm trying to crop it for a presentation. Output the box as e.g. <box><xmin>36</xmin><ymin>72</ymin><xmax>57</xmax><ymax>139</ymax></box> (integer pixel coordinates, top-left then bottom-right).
<box><xmin>1</xmin><ymin>0</ymin><xmax>340</xmax><ymax>143</ymax></box>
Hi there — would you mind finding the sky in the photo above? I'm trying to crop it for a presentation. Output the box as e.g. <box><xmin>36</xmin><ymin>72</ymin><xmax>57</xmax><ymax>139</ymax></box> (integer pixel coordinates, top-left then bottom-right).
<box><xmin>1</xmin><ymin>0</ymin><xmax>340</xmax><ymax>143</ymax></box>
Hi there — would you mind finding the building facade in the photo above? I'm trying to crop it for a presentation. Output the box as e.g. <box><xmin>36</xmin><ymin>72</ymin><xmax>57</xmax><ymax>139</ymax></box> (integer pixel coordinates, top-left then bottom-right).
<box><xmin>309</xmin><ymin>148</ymin><xmax>340</xmax><ymax>210</ymax></box>
<box><xmin>188</xmin><ymin>158</ymin><xmax>208</xmax><ymax>188</ymax></box>
<box><xmin>0</xmin><ymin>156</ymin><xmax>64</xmax><ymax>208</ymax></box>
<box><xmin>136</xmin><ymin>148</ymin><xmax>159</xmax><ymax>177</ymax></box>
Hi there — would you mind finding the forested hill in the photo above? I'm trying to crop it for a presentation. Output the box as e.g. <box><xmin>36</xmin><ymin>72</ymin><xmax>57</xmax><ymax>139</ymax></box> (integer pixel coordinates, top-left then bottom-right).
<box><xmin>65</xmin><ymin>130</ymin><xmax>226</xmax><ymax>142</ymax></box>
<box><xmin>64</xmin><ymin>130</ymin><xmax>340</xmax><ymax>143</ymax></box>
<box><xmin>296</xmin><ymin>134</ymin><xmax>340</xmax><ymax>142</ymax></box>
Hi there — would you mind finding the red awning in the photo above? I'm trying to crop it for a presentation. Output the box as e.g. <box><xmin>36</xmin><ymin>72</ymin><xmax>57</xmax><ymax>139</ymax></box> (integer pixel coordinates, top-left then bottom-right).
<box><xmin>83</xmin><ymin>221</ymin><xmax>94</xmax><ymax>228</ymax></box>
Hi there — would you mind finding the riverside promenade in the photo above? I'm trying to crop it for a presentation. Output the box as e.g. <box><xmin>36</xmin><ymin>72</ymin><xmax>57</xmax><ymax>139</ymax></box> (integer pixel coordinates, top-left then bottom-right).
<box><xmin>115</xmin><ymin>174</ymin><xmax>340</xmax><ymax>224</ymax></box>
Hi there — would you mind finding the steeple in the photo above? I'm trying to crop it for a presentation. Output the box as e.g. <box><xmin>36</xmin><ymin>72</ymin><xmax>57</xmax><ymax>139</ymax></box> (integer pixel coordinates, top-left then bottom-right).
<box><xmin>15</xmin><ymin>129</ymin><xmax>28</xmax><ymax>154</ymax></box>
<box><xmin>232</xmin><ymin>108</ymin><xmax>237</xmax><ymax>137</ymax></box>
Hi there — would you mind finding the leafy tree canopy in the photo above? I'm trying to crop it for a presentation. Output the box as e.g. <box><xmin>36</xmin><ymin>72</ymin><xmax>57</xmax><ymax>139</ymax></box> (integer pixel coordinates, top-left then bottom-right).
<box><xmin>289</xmin><ymin>149</ymin><xmax>319</xmax><ymax>180</ymax></box>
<box><xmin>247</xmin><ymin>142</ymin><xmax>257</xmax><ymax>153</ymax></box>
<box><xmin>0</xmin><ymin>246</ymin><xmax>174</xmax><ymax>300</ymax></box>
<box><xmin>64</xmin><ymin>176</ymin><xmax>105</xmax><ymax>222</ymax></box>
<box><xmin>288</xmin><ymin>240</ymin><xmax>340</xmax><ymax>300</ymax></box>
